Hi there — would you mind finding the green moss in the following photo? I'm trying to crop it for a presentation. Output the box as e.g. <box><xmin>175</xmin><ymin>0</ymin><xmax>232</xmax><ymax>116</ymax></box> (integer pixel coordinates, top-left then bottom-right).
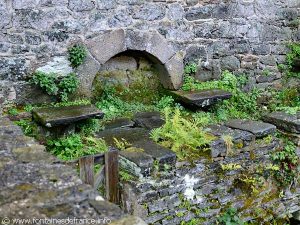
<box><xmin>93</xmin><ymin>67</ymin><xmax>162</xmax><ymax>104</ymax></box>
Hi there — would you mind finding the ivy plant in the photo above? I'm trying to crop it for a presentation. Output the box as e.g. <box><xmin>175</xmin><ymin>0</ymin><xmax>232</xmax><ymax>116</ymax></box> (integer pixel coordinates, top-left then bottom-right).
<box><xmin>68</xmin><ymin>44</ymin><xmax>87</xmax><ymax>68</ymax></box>
<box><xmin>31</xmin><ymin>71</ymin><xmax>79</xmax><ymax>102</ymax></box>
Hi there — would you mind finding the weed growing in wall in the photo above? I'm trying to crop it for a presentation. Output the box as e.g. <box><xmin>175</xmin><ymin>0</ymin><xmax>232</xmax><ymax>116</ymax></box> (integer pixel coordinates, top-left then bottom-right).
<box><xmin>217</xmin><ymin>208</ymin><xmax>244</xmax><ymax>225</ymax></box>
<box><xmin>286</xmin><ymin>43</ymin><xmax>300</xmax><ymax>79</ymax></box>
<box><xmin>268</xmin><ymin>87</ymin><xmax>300</xmax><ymax>115</ymax></box>
<box><xmin>68</xmin><ymin>44</ymin><xmax>87</xmax><ymax>68</ymax></box>
<box><xmin>31</xmin><ymin>71</ymin><xmax>79</xmax><ymax>102</ymax></box>
<box><xmin>271</xmin><ymin>141</ymin><xmax>299</xmax><ymax>187</ymax></box>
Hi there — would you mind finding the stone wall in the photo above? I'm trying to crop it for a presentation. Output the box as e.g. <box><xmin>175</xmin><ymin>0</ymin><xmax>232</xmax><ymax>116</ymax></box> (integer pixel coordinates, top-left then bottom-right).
<box><xmin>0</xmin><ymin>115</ymin><xmax>148</xmax><ymax>225</ymax></box>
<box><xmin>0</xmin><ymin>0</ymin><xmax>299</xmax><ymax>105</ymax></box>
<box><xmin>117</xmin><ymin>122</ymin><xmax>300</xmax><ymax>225</ymax></box>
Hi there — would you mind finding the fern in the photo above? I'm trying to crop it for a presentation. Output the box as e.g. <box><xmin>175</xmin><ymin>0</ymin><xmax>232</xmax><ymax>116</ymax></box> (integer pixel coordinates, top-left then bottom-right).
<box><xmin>150</xmin><ymin>108</ymin><xmax>215</xmax><ymax>161</ymax></box>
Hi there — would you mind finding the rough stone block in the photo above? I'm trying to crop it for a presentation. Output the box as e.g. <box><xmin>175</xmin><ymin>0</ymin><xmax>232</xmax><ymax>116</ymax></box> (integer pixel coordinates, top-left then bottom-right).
<box><xmin>133</xmin><ymin>140</ymin><xmax>177</xmax><ymax>167</ymax></box>
<box><xmin>36</xmin><ymin>56</ymin><xmax>73</xmax><ymax>76</ymax></box>
<box><xmin>171</xmin><ymin>89</ymin><xmax>232</xmax><ymax>108</ymax></box>
<box><xmin>125</xmin><ymin>30</ymin><xmax>150</xmax><ymax>51</ymax></box>
<box><xmin>133</xmin><ymin>112</ymin><xmax>165</xmax><ymax>130</ymax></box>
<box><xmin>146</xmin><ymin>31</ymin><xmax>175</xmax><ymax>64</ymax></box>
<box><xmin>104</xmin><ymin>118</ymin><xmax>135</xmax><ymax>130</ymax></box>
<box><xmin>96</xmin><ymin>127</ymin><xmax>150</xmax><ymax>146</ymax></box>
<box><xmin>263</xmin><ymin>111</ymin><xmax>300</xmax><ymax>134</ymax></box>
<box><xmin>160</xmin><ymin>52</ymin><xmax>184</xmax><ymax>90</ymax></box>
<box><xmin>68</xmin><ymin>0</ymin><xmax>95</xmax><ymax>11</ymax></box>
<box><xmin>76</xmin><ymin>51</ymin><xmax>101</xmax><ymax>97</ymax></box>
<box><xmin>86</xmin><ymin>29</ymin><xmax>126</xmax><ymax>65</ymax></box>
<box><xmin>32</xmin><ymin>105</ymin><xmax>104</xmax><ymax>127</ymax></box>
<box><xmin>225</xmin><ymin>119</ymin><xmax>276</xmax><ymax>138</ymax></box>
<box><xmin>13</xmin><ymin>0</ymin><xmax>39</xmax><ymax>9</ymax></box>
<box><xmin>120</xmin><ymin>151</ymin><xmax>154</xmax><ymax>177</ymax></box>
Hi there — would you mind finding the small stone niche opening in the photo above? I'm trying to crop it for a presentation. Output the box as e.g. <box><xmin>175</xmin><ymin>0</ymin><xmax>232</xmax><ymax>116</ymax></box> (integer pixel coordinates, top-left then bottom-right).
<box><xmin>92</xmin><ymin>50</ymin><xmax>163</xmax><ymax>104</ymax></box>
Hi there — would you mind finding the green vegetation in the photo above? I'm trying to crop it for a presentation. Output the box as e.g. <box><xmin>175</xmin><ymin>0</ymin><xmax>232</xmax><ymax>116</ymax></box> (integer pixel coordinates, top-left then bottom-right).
<box><xmin>271</xmin><ymin>141</ymin><xmax>299</xmax><ymax>187</ymax></box>
<box><xmin>277</xmin><ymin>43</ymin><xmax>300</xmax><ymax>79</ymax></box>
<box><xmin>68</xmin><ymin>44</ymin><xmax>87</xmax><ymax>68</ymax></box>
<box><xmin>95</xmin><ymin>85</ymin><xmax>175</xmax><ymax>121</ymax></box>
<box><xmin>184</xmin><ymin>62</ymin><xmax>197</xmax><ymax>76</ymax></box>
<box><xmin>77</xmin><ymin>119</ymin><xmax>102</xmax><ymax>136</ymax></box>
<box><xmin>15</xmin><ymin>119</ymin><xmax>38</xmax><ymax>137</ymax></box>
<box><xmin>119</xmin><ymin>170</ymin><xmax>135</xmax><ymax>182</ymax></box>
<box><xmin>47</xmin><ymin>134</ymin><xmax>108</xmax><ymax>161</ymax></box>
<box><xmin>31</xmin><ymin>71</ymin><xmax>79</xmax><ymax>102</ymax></box>
<box><xmin>221</xmin><ymin>163</ymin><xmax>242</xmax><ymax>171</ymax></box>
<box><xmin>150</xmin><ymin>108</ymin><xmax>215</xmax><ymax>161</ymax></box>
<box><xmin>269</xmin><ymin>87</ymin><xmax>300</xmax><ymax>115</ymax></box>
<box><xmin>182</xmin><ymin>71</ymin><xmax>261</xmax><ymax>121</ymax></box>
<box><xmin>286</xmin><ymin>43</ymin><xmax>300</xmax><ymax>79</ymax></box>
<box><xmin>8</xmin><ymin>107</ymin><xmax>18</xmax><ymax>116</ymax></box>
<box><xmin>217</xmin><ymin>208</ymin><xmax>244</xmax><ymax>225</ymax></box>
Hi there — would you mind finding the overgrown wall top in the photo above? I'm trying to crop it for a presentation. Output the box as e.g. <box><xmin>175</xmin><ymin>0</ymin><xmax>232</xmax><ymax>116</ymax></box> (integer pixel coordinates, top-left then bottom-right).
<box><xmin>0</xmin><ymin>0</ymin><xmax>299</xmax><ymax>104</ymax></box>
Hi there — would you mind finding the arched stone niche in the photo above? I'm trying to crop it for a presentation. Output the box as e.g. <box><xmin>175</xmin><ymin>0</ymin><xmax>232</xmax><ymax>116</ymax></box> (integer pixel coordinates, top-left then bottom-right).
<box><xmin>76</xmin><ymin>29</ymin><xmax>184</xmax><ymax>97</ymax></box>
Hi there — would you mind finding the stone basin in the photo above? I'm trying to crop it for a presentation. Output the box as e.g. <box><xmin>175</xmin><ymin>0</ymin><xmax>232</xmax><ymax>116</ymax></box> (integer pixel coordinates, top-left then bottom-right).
<box><xmin>171</xmin><ymin>89</ymin><xmax>232</xmax><ymax>108</ymax></box>
<box><xmin>32</xmin><ymin>105</ymin><xmax>104</xmax><ymax>127</ymax></box>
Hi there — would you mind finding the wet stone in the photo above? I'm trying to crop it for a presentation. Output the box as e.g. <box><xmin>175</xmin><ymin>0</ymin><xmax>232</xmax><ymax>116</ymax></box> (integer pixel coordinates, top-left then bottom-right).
<box><xmin>32</xmin><ymin>105</ymin><xmax>104</xmax><ymax>127</ymax></box>
<box><xmin>263</xmin><ymin>111</ymin><xmax>300</xmax><ymax>134</ymax></box>
<box><xmin>132</xmin><ymin>140</ymin><xmax>177</xmax><ymax>167</ymax></box>
<box><xmin>96</xmin><ymin>127</ymin><xmax>150</xmax><ymax>146</ymax></box>
<box><xmin>104</xmin><ymin>118</ymin><xmax>135</xmax><ymax>130</ymax></box>
<box><xmin>119</xmin><ymin>150</ymin><xmax>154</xmax><ymax>177</ymax></box>
<box><xmin>133</xmin><ymin>112</ymin><xmax>165</xmax><ymax>130</ymax></box>
<box><xmin>225</xmin><ymin>119</ymin><xmax>276</xmax><ymax>138</ymax></box>
<box><xmin>171</xmin><ymin>89</ymin><xmax>232</xmax><ymax>108</ymax></box>
<box><xmin>206</xmin><ymin>124</ymin><xmax>254</xmax><ymax>141</ymax></box>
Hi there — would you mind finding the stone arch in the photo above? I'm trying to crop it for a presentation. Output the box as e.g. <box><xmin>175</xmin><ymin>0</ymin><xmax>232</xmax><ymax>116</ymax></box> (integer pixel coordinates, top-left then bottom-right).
<box><xmin>76</xmin><ymin>29</ymin><xmax>184</xmax><ymax>97</ymax></box>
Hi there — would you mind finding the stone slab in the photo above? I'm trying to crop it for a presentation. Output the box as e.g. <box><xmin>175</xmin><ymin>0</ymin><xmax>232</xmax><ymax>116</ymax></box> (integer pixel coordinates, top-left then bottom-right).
<box><xmin>263</xmin><ymin>111</ymin><xmax>300</xmax><ymax>134</ymax></box>
<box><xmin>225</xmin><ymin>119</ymin><xmax>276</xmax><ymax>138</ymax></box>
<box><xmin>132</xmin><ymin>140</ymin><xmax>177</xmax><ymax>167</ymax></box>
<box><xmin>205</xmin><ymin>125</ymin><xmax>254</xmax><ymax>158</ymax></box>
<box><xmin>32</xmin><ymin>105</ymin><xmax>104</xmax><ymax>127</ymax></box>
<box><xmin>133</xmin><ymin>112</ymin><xmax>165</xmax><ymax>130</ymax></box>
<box><xmin>96</xmin><ymin>127</ymin><xmax>150</xmax><ymax>146</ymax></box>
<box><xmin>120</xmin><ymin>150</ymin><xmax>154</xmax><ymax>177</ymax></box>
<box><xmin>104</xmin><ymin>118</ymin><xmax>135</xmax><ymax>130</ymax></box>
<box><xmin>205</xmin><ymin>124</ymin><xmax>254</xmax><ymax>142</ymax></box>
<box><xmin>171</xmin><ymin>89</ymin><xmax>232</xmax><ymax>108</ymax></box>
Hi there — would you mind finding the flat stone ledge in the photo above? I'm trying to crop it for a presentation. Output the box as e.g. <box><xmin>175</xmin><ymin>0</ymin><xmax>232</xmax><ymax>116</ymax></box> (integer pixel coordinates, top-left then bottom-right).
<box><xmin>133</xmin><ymin>112</ymin><xmax>165</xmax><ymax>130</ymax></box>
<box><xmin>263</xmin><ymin>111</ymin><xmax>300</xmax><ymax>134</ymax></box>
<box><xmin>171</xmin><ymin>89</ymin><xmax>232</xmax><ymax>108</ymax></box>
<box><xmin>32</xmin><ymin>105</ymin><xmax>104</xmax><ymax>127</ymax></box>
<box><xmin>133</xmin><ymin>140</ymin><xmax>177</xmax><ymax>167</ymax></box>
<box><xmin>120</xmin><ymin>151</ymin><xmax>154</xmax><ymax>177</ymax></box>
<box><xmin>225</xmin><ymin>119</ymin><xmax>276</xmax><ymax>138</ymax></box>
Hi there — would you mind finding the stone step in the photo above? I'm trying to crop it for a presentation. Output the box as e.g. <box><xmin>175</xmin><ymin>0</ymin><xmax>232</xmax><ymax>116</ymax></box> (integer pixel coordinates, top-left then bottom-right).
<box><xmin>97</xmin><ymin>127</ymin><xmax>176</xmax><ymax>176</ymax></box>
<box><xmin>225</xmin><ymin>119</ymin><xmax>276</xmax><ymax>138</ymax></box>
<box><xmin>133</xmin><ymin>112</ymin><xmax>165</xmax><ymax>130</ymax></box>
<box><xmin>171</xmin><ymin>89</ymin><xmax>232</xmax><ymax>108</ymax></box>
<box><xmin>32</xmin><ymin>104</ymin><xmax>104</xmax><ymax>127</ymax></box>
<box><xmin>263</xmin><ymin>111</ymin><xmax>300</xmax><ymax>134</ymax></box>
